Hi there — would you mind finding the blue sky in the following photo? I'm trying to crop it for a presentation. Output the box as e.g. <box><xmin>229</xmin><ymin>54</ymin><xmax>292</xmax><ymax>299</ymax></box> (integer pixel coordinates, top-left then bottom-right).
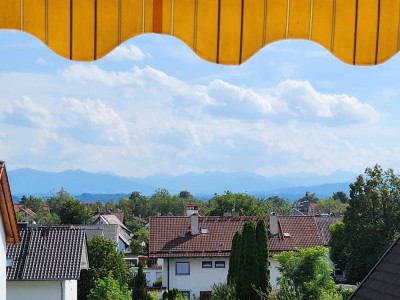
<box><xmin>0</xmin><ymin>30</ymin><xmax>400</xmax><ymax>177</ymax></box>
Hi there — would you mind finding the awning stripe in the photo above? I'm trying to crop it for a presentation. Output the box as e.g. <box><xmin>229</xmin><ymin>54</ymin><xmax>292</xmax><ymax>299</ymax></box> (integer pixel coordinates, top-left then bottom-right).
<box><xmin>153</xmin><ymin>0</ymin><xmax>162</xmax><ymax>34</ymax></box>
<box><xmin>69</xmin><ymin>0</ymin><xmax>72</xmax><ymax>59</ymax></box>
<box><xmin>193</xmin><ymin>0</ymin><xmax>198</xmax><ymax>52</ymax></box>
<box><xmin>262</xmin><ymin>0</ymin><xmax>267</xmax><ymax>47</ymax></box>
<box><xmin>353</xmin><ymin>0</ymin><xmax>358</xmax><ymax>65</ymax></box>
<box><xmin>1</xmin><ymin>0</ymin><xmax>399</xmax><ymax>64</ymax></box>
<box><xmin>375</xmin><ymin>0</ymin><xmax>381</xmax><ymax>65</ymax></box>
<box><xmin>118</xmin><ymin>0</ymin><xmax>122</xmax><ymax>44</ymax></box>
<box><xmin>239</xmin><ymin>0</ymin><xmax>244</xmax><ymax>64</ymax></box>
<box><xmin>216</xmin><ymin>0</ymin><xmax>221</xmax><ymax>64</ymax></box>
<box><xmin>309</xmin><ymin>0</ymin><xmax>314</xmax><ymax>40</ymax></box>
<box><xmin>94</xmin><ymin>0</ymin><xmax>97</xmax><ymax>60</ymax></box>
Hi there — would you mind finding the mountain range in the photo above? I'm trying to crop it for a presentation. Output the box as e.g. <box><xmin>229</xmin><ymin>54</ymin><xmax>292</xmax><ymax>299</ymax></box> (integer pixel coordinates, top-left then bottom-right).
<box><xmin>7</xmin><ymin>168</ymin><xmax>358</xmax><ymax>202</ymax></box>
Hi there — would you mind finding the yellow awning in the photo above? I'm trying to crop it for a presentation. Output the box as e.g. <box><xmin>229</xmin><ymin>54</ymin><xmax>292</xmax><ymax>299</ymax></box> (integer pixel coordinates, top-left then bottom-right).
<box><xmin>0</xmin><ymin>0</ymin><xmax>397</xmax><ymax>65</ymax></box>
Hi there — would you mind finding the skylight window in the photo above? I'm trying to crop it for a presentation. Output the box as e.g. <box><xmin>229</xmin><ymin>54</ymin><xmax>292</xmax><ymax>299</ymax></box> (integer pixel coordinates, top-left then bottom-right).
<box><xmin>200</xmin><ymin>227</ymin><xmax>209</xmax><ymax>234</ymax></box>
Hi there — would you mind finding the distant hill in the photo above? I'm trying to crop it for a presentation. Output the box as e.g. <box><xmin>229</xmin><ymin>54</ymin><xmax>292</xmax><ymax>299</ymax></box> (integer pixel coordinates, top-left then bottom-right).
<box><xmin>8</xmin><ymin>168</ymin><xmax>357</xmax><ymax>202</ymax></box>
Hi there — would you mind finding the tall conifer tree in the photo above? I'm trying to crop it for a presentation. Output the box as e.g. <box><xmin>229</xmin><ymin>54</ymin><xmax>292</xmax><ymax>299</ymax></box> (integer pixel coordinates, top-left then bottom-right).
<box><xmin>227</xmin><ymin>231</ymin><xmax>241</xmax><ymax>285</ymax></box>
<box><xmin>256</xmin><ymin>219</ymin><xmax>271</xmax><ymax>294</ymax></box>
<box><xmin>236</xmin><ymin>222</ymin><xmax>260</xmax><ymax>300</ymax></box>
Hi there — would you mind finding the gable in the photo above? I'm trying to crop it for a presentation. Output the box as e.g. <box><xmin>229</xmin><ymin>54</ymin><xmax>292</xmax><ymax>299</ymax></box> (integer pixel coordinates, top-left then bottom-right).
<box><xmin>0</xmin><ymin>162</ymin><xmax>20</xmax><ymax>244</ymax></box>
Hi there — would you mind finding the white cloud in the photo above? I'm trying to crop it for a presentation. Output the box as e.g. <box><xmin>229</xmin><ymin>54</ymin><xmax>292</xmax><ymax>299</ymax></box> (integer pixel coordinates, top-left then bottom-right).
<box><xmin>106</xmin><ymin>44</ymin><xmax>150</xmax><ymax>61</ymax></box>
<box><xmin>60</xmin><ymin>97</ymin><xmax>129</xmax><ymax>145</ymax></box>
<box><xmin>274</xmin><ymin>80</ymin><xmax>380</xmax><ymax>125</ymax></box>
<box><xmin>2</xmin><ymin>96</ymin><xmax>53</xmax><ymax>129</ymax></box>
<box><xmin>0</xmin><ymin>64</ymin><xmax>388</xmax><ymax>177</ymax></box>
<box><xmin>36</xmin><ymin>57</ymin><xmax>53</xmax><ymax>66</ymax></box>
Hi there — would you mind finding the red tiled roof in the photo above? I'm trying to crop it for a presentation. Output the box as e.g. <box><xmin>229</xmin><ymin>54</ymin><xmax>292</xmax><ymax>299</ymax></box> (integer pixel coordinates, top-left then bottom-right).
<box><xmin>149</xmin><ymin>216</ymin><xmax>323</xmax><ymax>258</ymax></box>
<box><xmin>270</xmin><ymin>216</ymin><xmax>323</xmax><ymax>254</ymax></box>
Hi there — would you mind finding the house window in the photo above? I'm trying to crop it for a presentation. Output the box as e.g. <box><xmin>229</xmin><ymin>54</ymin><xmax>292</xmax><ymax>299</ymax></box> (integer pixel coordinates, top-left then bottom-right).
<box><xmin>176</xmin><ymin>262</ymin><xmax>190</xmax><ymax>275</ymax></box>
<box><xmin>202</xmin><ymin>261</ymin><xmax>212</xmax><ymax>268</ymax></box>
<box><xmin>215</xmin><ymin>261</ymin><xmax>225</xmax><ymax>268</ymax></box>
<box><xmin>200</xmin><ymin>291</ymin><xmax>212</xmax><ymax>299</ymax></box>
<box><xmin>181</xmin><ymin>291</ymin><xmax>191</xmax><ymax>298</ymax></box>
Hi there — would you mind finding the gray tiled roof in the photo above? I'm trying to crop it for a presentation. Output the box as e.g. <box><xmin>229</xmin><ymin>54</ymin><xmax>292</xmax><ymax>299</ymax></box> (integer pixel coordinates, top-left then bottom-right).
<box><xmin>350</xmin><ymin>235</ymin><xmax>400</xmax><ymax>300</ymax></box>
<box><xmin>98</xmin><ymin>214</ymin><xmax>131</xmax><ymax>232</ymax></box>
<box><xmin>77</xmin><ymin>224</ymin><xmax>119</xmax><ymax>245</ymax></box>
<box><xmin>315</xmin><ymin>216</ymin><xmax>342</xmax><ymax>246</ymax></box>
<box><xmin>7</xmin><ymin>227</ymin><xmax>86</xmax><ymax>280</ymax></box>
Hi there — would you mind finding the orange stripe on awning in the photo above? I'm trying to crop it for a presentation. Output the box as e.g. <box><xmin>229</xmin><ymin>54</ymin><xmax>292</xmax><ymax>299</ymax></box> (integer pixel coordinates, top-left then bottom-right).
<box><xmin>153</xmin><ymin>0</ymin><xmax>163</xmax><ymax>33</ymax></box>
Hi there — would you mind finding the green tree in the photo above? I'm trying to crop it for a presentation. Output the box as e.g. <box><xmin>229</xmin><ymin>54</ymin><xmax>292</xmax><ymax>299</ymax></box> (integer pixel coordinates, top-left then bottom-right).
<box><xmin>343</xmin><ymin>165</ymin><xmax>400</xmax><ymax>283</ymax></box>
<box><xmin>314</xmin><ymin>197</ymin><xmax>348</xmax><ymax>215</ymax></box>
<box><xmin>236</xmin><ymin>222</ymin><xmax>260</xmax><ymax>300</ymax></box>
<box><xmin>205</xmin><ymin>191</ymin><xmax>261</xmax><ymax>216</ymax></box>
<box><xmin>274</xmin><ymin>246</ymin><xmax>336</xmax><ymax>300</ymax></box>
<box><xmin>294</xmin><ymin>192</ymin><xmax>319</xmax><ymax>214</ymax></box>
<box><xmin>79</xmin><ymin>236</ymin><xmax>131</xmax><ymax>300</ymax></box>
<box><xmin>210</xmin><ymin>283</ymin><xmax>236</xmax><ymax>300</ymax></box>
<box><xmin>227</xmin><ymin>231</ymin><xmax>241</xmax><ymax>285</ymax></box>
<box><xmin>150</xmin><ymin>188</ymin><xmax>186</xmax><ymax>216</ymax></box>
<box><xmin>19</xmin><ymin>195</ymin><xmax>45</xmax><ymax>213</ymax></box>
<box><xmin>105</xmin><ymin>199</ymin><xmax>117</xmax><ymax>212</ymax></box>
<box><xmin>118</xmin><ymin>197</ymin><xmax>133</xmax><ymax>216</ymax></box>
<box><xmin>259</xmin><ymin>196</ymin><xmax>292</xmax><ymax>216</ymax></box>
<box><xmin>256</xmin><ymin>219</ymin><xmax>270</xmax><ymax>294</ymax></box>
<box><xmin>130</xmin><ymin>227</ymin><xmax>149</xmax><ymax>256</ymax></box>
<box><xmin>35</xmin><ymin>210</ymin><xmax>61</xmax><ymax>225</ymax></box>
<box><xmin>129</xmin><ymin>191</ymin><xmax>153</xmax><ymax>218</ymax></box>
<box><xmin>329</xmin><ymin>221</ymin><xmax>347</xmax><ymax>271</ymax></box>
<box><xmin>332</xmin><ymin>191</ymin><xmax>349</xmax><ymax>204</ymax></box>
<box><xmin>88</xmin><ymin>272</ymin><xmax>131</xmax><ymax>300</ymax></box>
<box><xmin>58</xmin><ymin>197</ymin><xmax>93</xmax><ymax>224</ymax></box>
<box><xmin>131</xmin><ymin>261</ymin><xmax>150</xmax><ymax>300</ymax></box>
<box><xmin>47</xmin><ymin>188</ymin><xmax>74</xmax><ymax>216</ymax></box>
<box><xmin>125</xmin><ymin>217</ymin><xmax>146</xmax><ymax>233</ymax></box>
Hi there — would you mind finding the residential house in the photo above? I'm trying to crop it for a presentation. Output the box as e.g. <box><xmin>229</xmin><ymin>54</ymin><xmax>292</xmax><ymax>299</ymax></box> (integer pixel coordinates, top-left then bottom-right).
<box><xmin>14</xmin><ymin>204</ymin><xmax>50</xmax><ymax>223</ymax></box>
<box><xmin>93</xmin><ymin>214</ymin><xmax>132</xmax><ymax>252</ymax></box>
<box><xmin>149</xmin><ymin>214</ymin><xmax>323</xmax><ymax>298</ymax></box>
<box><xmin>7</xmin><ymin>225</ymin><xmax>89</xmax><ymax>300</ymax></box>
<box><xmin>349</xmin><ymin>234</ymin><xmax>400</xmax><ymax>300</ymax></box>
<box><xmin>0</xmin><ymin>161</ymin><xmax>20</xmax><ymax>300</ymax></box>
<box><xmin>315</xmin><ymin>215</ymin><xmax>345</xmax><ymax>281</ymax></box>
<box><xmin>77</xmin><ymin>223</ymin><xmax>122</xmax><ymax>249</ymax></box>
<box><xmin>14</xmin><ymin>205</ymin><xmax>38</xmax><ymax>222</ymax></box>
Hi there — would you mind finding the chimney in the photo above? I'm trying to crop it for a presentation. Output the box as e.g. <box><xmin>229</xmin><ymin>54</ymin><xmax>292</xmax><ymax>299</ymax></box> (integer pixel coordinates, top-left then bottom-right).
<box><xmin>190</xmin><ymin>213</ymin><xmax>199</xmax><ymax>235</ymax></box>
<box><xmin>186</xmin><ymin>203</ymin><xmax>199</xmax><ymax>216</ymax></box>
<box><xmin>269</xmin><ymin>213</ymin><xmax>278</xmax><ymax>235</ymax></box>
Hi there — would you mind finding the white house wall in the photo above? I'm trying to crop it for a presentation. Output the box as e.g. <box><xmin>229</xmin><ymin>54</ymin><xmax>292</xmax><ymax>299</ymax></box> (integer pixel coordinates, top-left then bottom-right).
<box><xmin>8</xmin><ymin>281</ymin><xmax>60</xmax><ymax>300</ymax></box>
<box><xmin>7</xmin><ymin>280</ymin><xmax>78</xmax><ymax>300</ymax></box>
<box><xmin>64</xmin><ymin>280</ymin><xmax>78</xmax><ymax>300</ymax></box>
<box><xmin>269</xmin><ymin>258</ymin><xmax>281</xmax><ymax>290</ymax></box>
<box><xmin>0</xmin><ymin>214</ymin><xmax>5</xmax><ymax>300</ymax></box>
<box><xmin>162</xmin><ymin>258</ymin><xmax>229</xmax><ymax>298</ymax></box>
<box><xmin>144</xmin><ymin>268</ymin><xmax>163</xmax><ymax>287</ymax></box>
<box><xmin>162</xmin><ymin>255</ymin><xmax>331</xmax><ymax>296</ymax></box>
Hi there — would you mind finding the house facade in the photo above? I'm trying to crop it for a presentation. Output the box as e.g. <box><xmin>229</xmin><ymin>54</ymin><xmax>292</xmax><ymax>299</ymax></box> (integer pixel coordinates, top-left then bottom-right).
<box><xmin>149</xmin><ymin>214</ymin><xmax>323</xmax><ymax>298</ymax></box>
<box><xmin>6</xmin><ymin>226</ymin><xmax>89</xmax><ymax>300</ymax></box>
<box><xmin>93</xmin><ymin>214</ymin><xmax>132</xmax><ymax>252</ymax></box>
<box><xmin>0</xmin><ymin>161</ymin><xmax>20</xmax><ymax>300</ymax></box>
